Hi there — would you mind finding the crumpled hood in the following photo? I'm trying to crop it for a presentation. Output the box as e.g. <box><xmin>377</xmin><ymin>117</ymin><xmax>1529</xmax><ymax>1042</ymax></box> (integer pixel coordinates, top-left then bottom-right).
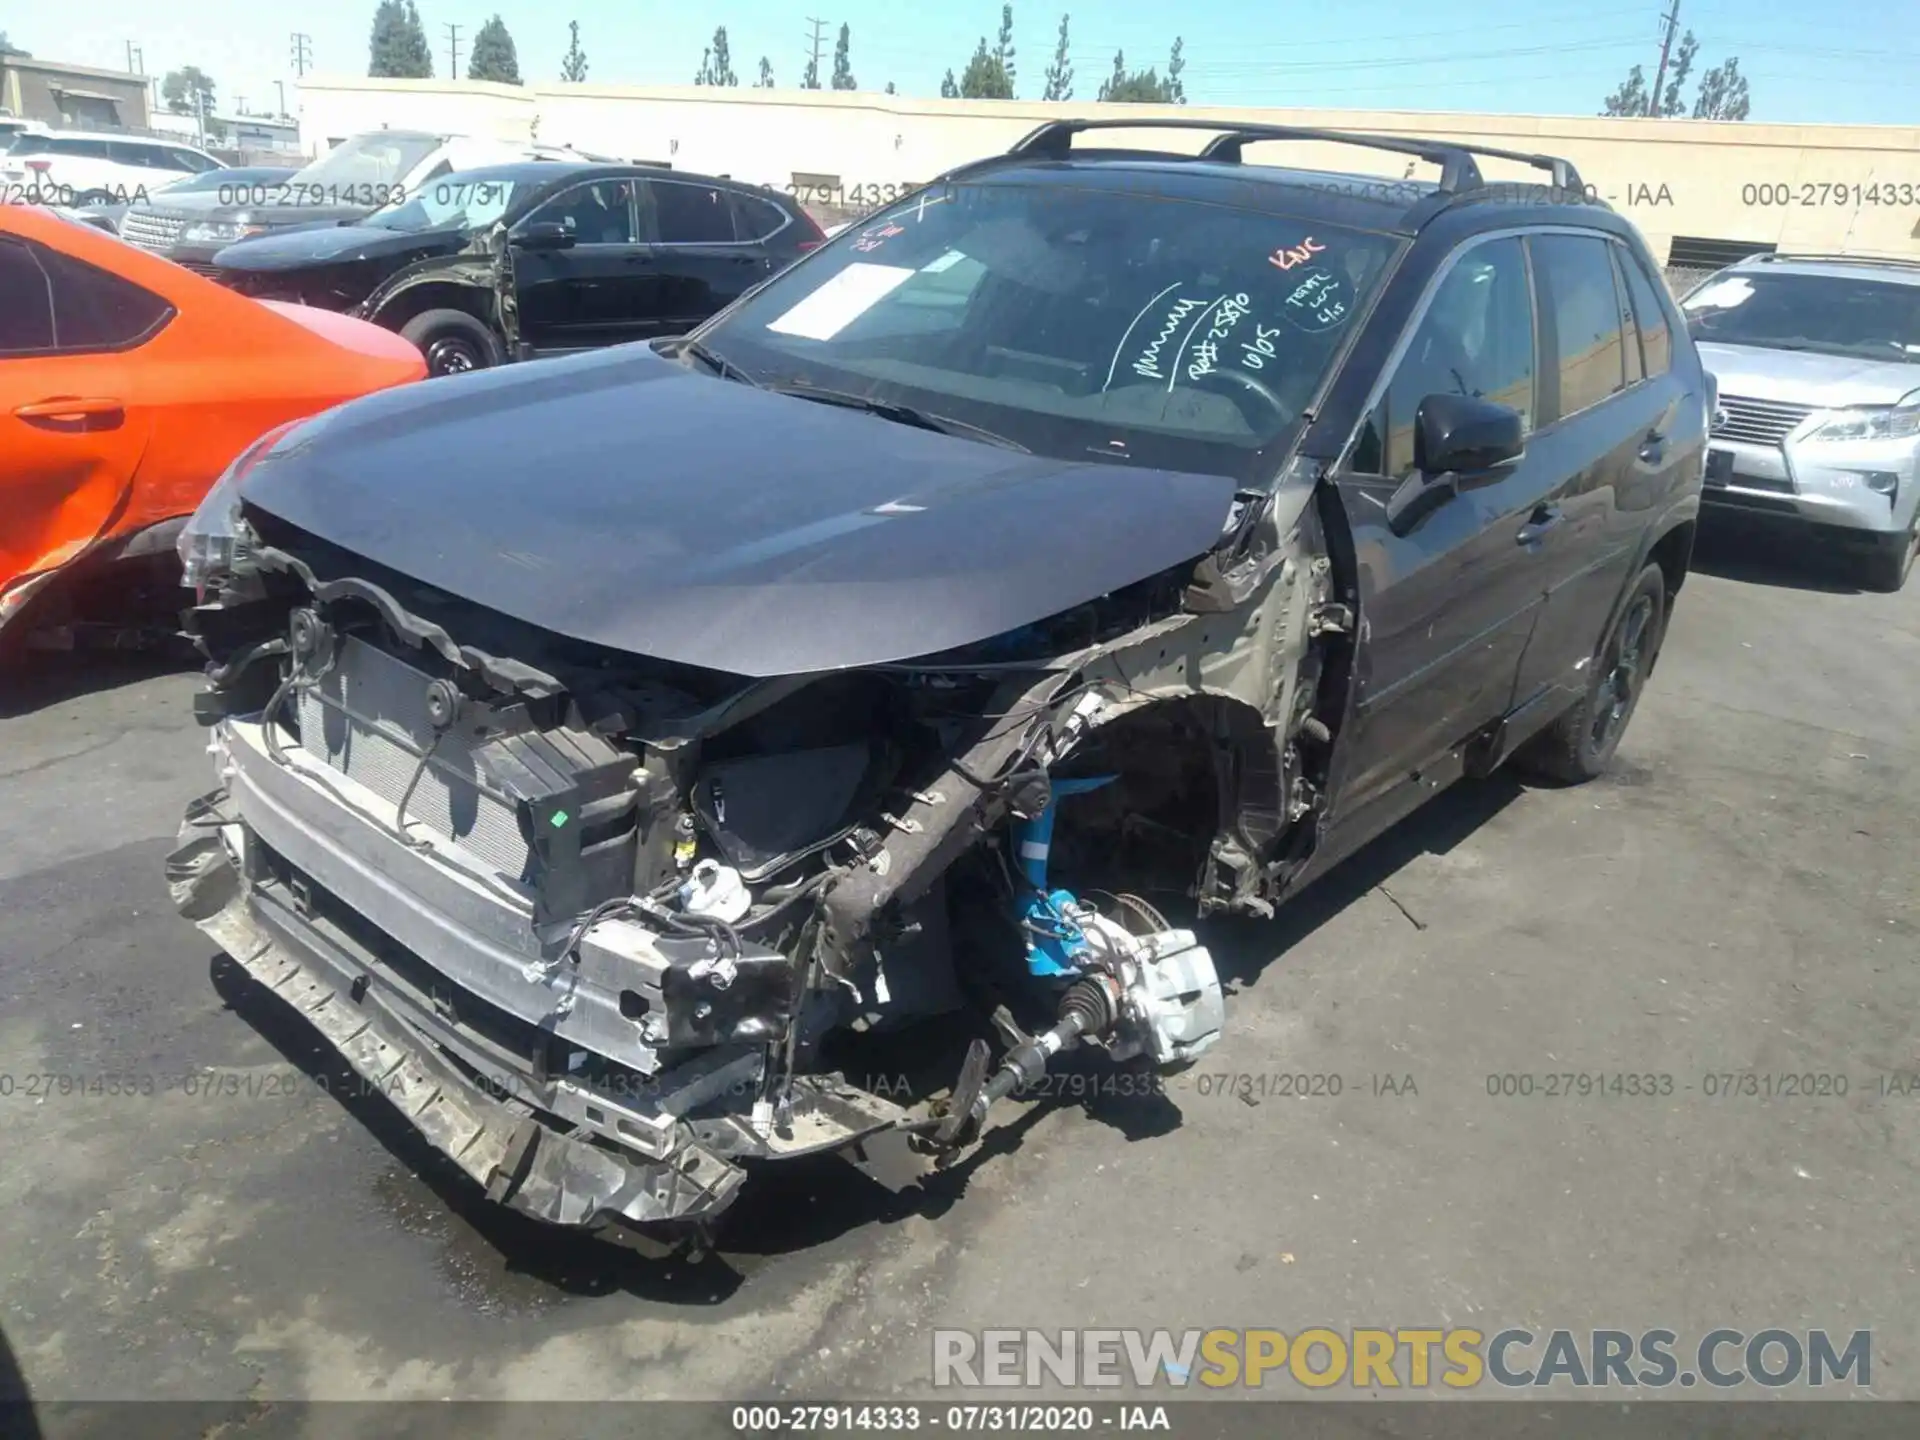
<box><xmin>214</xmin><ymin>223</ymin><xmax>470</xmax><ymax>273</ymax></box>
<box><xmin>238</xmin><ymin>345</ymin><xmax>1240</xmax><ymax>677</ymax></box>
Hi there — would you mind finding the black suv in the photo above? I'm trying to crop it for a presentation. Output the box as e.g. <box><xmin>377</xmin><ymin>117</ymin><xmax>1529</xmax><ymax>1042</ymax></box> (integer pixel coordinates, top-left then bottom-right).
<box><xmin>170</xmin><ymin>121</ymin><xmax>1705</xmax><ymax>1245</ymax></box>
<box><xmin>212</xmin><ymin>162</ymin><xmax>824</xmax><ymax>374</ymax></box>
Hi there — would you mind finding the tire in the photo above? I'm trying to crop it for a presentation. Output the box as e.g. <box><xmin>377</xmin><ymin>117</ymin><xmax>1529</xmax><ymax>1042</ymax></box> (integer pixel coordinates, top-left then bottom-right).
<box><xmin>398</xmin><ymin>309</ymin><xmax>504</xmax><ymax>377</ymax></box>
<box><xmin>1858</xmin><ymin>521</ymin><xmax>1917</xmax><ymax>594</ymax></box>
<box><xmin>1513</xmin><ymin>563</ymin><xmax>1667</xmax><ymax>785</ymax></box>
<box><xmin>74</xmin><ymin>189</ymin><xmax>116</xmax><ymax>208</ymax></box>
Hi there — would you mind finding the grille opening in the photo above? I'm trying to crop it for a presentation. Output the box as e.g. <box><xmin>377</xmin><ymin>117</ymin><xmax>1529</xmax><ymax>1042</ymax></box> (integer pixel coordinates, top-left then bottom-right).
<box><xmin>1712</xmin><ymin>395</ymin><xmax>1816</xmax><ymax>450</ymax></box>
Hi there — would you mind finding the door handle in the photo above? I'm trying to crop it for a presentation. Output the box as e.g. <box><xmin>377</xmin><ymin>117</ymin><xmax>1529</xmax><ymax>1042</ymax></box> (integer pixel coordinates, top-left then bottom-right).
<box><xmin>1515</xmin><ymin>503</ymin><xmax>1564</xmax><ymax>548</ymax></box>
<box><xmin>15</xmin><ymin>397</ymin><xmax>127</xmax><ymax>430</ymax></box>
<box><xmin>1638</xmin><ymin>428</ymin><xmax>1666</xmax><ymax>464</ymax></box>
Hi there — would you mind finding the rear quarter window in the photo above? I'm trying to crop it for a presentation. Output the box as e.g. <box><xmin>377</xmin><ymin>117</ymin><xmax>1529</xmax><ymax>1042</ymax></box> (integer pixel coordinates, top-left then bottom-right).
<box><xmin>731</xmin><ymin>192</ymin><xmax>789</xmax><ymax>243</ymax></box>
<box><xmin>0</xmin><ymin>239</ymin><xmax>56</xmax><ymax>354</ymax></box>
<box><xmin>39</xmin><ymin>245</ymin><xmax>176</xmax><ymax>353</ymax></box>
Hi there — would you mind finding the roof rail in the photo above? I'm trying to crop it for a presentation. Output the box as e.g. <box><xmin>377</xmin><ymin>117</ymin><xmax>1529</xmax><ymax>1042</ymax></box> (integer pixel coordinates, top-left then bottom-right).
<box><xmin>1005</xmin><ymin>118</ymin><xmax>1587</xmax><ymax>197</ymax></box>
<box><xmin>1750</xmin><ymin>251</ymin><xmax>1920</xmax><ymax>271</ymax></box>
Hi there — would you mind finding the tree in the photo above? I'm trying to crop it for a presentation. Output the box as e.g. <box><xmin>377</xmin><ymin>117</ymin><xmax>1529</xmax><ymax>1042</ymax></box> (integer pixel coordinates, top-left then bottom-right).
<box><xmin>1042</xmin><ymin>14</ymin><xmax>1073</xmax><ymax>101</ymax></box>
<box><xmin>958</xmin><ymin>37</ymin><xmax>1013</xmax><ymax>99</ymax></box>
<box><xmin>940</xmin><ymin>69</ymin><xmax>959</xmax><ymax>99</ymax></box>
<box><xmin>757</xmin><ymin>56</ymin><xmax>775</xmax><ymax>87</ymax></box>
<box><xmin>884</xmin><ymin>80</ymin><xmax>896</xmax><ymax>94</ymax></box>
<box><xmin>161</xmin><ymin>66</ymin><xmax>217</xmax><ymax>117</ymax></box>
<box><xmin>995</xmin><ymin>5</ymin><xmax>1017</xmax><ymax>96</ymax></box>
<box><xmin>1096</xmin><ymin>49</ymin><xmax>1177</xmax><ymax>103</ymax></box>
<box><xmin>829</xmin><ymin>23</ymin><xmax>856</xmax><ymax>90</ymax></box>
<box><xmin>369</xmin><ymin>0</ymin><xmax>433</xmax><ymax>78</ymax></box>
<box><xmin>560</xmin><ymin>20</ymin><xmax>588</xmax><ymax>82</ymax></box>
<box><xmin>0</xmin><ymin>31</ymin><xmax>27</xmax><ymax>56</ymax></box>
<box><xmin>1166</xmin><ymin>36</ymin><xmax>1185</xmax><ymax>104</ymax></box>
<box><xmin>1654</xmin><ymin>30</ymin><xmax>1696</xmax><ymax>116</ymax></box>
<box><xmin>695</xmin><ymin>26</ymin><xmax>738</xmax><ymax>86</ymax></box>
<box><xmin>1601</xmin><ymin>28</ymin><xmax>1749</xmax><ymax>118</ymax></box>
<box><xmin>468</xmin><ymin>15</ymin><xmax>522</xmax><ymax>84</ymax></box>
<box><xmin>1601</xmin><ymin>65</ymin><xmax>1651</xmax><ymax>117</ymax></box>
<box><xmin>1692</xmin><ymin>56</ymin><xmax>1750</xmax><ymax>120</ymax></box>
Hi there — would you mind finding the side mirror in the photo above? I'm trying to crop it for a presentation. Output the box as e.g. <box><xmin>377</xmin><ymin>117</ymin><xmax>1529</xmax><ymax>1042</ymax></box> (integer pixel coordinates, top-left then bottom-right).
<box><xmin>1416</xmin><ymin>392</ymin><xmax>1525</xmax><ymax>474</ymax></box>
<box><xmin>512</xmin><ymin>220</ymin><xmax>575</xmax><ymax>251</ymax></box>
<box><xmin>1386</xmin><ymin>393</ymin><xmax>1524</xmax><ymax>536</ymax></box>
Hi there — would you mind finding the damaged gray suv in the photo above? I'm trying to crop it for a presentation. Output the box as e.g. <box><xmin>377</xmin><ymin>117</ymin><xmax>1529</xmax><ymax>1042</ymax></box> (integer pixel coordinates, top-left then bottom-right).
<box><xmin>168</xmin><ymin>120</ymin><xmax>1706</xmax><ymax>1246</ymax></box>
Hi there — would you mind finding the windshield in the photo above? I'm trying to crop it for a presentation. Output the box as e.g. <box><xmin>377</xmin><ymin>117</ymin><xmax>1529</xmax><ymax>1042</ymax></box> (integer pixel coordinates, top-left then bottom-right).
<box><xmin>1682</xmin><ymin>271</ymin><xmax>1920</xmax><ymax>363</ymax></box>
<box><xmin>367</xmin><ymin>174</ymin><xmax>522</xmax><ymax>232</ymax></box>
<box><xmin>696</xmin><ymin>181</ymin><xmax>1397</xmax><ymax>479</ymax></box>
<box><xmin>293</xmin><ymin>132</ymin><xmax>441</xmax><ymax>189</ymax></box>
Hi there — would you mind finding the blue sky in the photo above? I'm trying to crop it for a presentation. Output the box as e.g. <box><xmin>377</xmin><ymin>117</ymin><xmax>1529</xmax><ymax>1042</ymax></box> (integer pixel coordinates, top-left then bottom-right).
<box><xmin>16</xmin><ymin>0</ymin><xmax>1918</xmax><ymax>126</ymax></box>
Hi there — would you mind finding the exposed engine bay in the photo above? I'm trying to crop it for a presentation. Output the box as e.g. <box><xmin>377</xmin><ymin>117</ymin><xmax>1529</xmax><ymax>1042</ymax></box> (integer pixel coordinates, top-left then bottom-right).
<box><xmin>167</xmin><ymin>479</ymin><xmax>1347</xmax><ymax>1246</ymax></box>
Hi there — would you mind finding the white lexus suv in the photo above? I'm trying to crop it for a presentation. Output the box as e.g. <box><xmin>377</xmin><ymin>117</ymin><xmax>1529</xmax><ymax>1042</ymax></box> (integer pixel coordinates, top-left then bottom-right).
<box><xmin>1</xmin><ymin>130</ymin><xmax>225</xmax><ymax>207</ymax></box>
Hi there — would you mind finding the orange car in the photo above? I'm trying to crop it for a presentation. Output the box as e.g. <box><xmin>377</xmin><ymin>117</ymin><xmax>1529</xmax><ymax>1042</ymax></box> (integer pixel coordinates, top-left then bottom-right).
<box><xmin>0</xmin><ymin>204</ymin><xmax>425</xmax><ymax>657</ymax></box>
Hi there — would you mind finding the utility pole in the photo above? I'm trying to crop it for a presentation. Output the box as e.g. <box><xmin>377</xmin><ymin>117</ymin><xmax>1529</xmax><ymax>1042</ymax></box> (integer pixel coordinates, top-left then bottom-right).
<box><xmin>1647</xmin><ymin>0</ymin><xmax>1681</xmax><ymax>117</ymax></box>
<box><xmin>236</xmin><ymin>93</ymin><xmax>247</xmax><ymax>117</ymax></box>
<box><xmin>275</xmin><ymin>79</ymin><xmax>287</xmax><ymax>117</ymax></box>
<box><xmin>445</xmin><ymin>23</ymin><xmax>464</xmax><ymax>80</ymax></box>
<box><xmin>289</xmin><ymin>32</ymin><xmax>313</xmax><ymax>77</ymax></box>
<box><xmin>125</xmin><ymin>41</ymin><xmax>143</xmax><ymax>75</ymax></box>
<box><xmin>804</xmin><ymin>17</ymin><xmax>827</xmax><ymax>88</ymax></box>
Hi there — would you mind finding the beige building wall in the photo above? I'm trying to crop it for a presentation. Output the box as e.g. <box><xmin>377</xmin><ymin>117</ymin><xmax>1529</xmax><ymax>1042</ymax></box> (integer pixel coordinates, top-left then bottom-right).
<box><xmin>295</xmin><ymin>78</ymin><xmax>1920</xmax><ymax>266</ymax></box>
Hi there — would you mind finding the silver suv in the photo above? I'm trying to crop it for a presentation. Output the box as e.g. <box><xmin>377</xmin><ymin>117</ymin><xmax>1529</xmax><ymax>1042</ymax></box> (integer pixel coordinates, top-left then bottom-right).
<box><xmin>1682</xmin><ymin>254</ymin><xmax>1920</xmax><ymax>592</ymax></box>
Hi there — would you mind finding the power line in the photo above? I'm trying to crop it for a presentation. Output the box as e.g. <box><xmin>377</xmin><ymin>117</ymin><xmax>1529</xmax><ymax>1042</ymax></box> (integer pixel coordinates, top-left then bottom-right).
<box><xmin>1131</xmin><ymin>37</ymin><xmax>1644</xmax><ymax>77</ymax></box>
<box><xmin>445</xmin><ymin>22</ymin><xmax>463</xmax><ymax>80</ymax></box>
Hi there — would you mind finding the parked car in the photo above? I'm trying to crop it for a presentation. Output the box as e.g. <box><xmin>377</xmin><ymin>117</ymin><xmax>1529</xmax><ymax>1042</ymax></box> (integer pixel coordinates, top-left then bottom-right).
<box><xmin>68</xmin><ymin>165</ymin><xmax>299</xmax><ymax>235</ymax></box>
<box><xmin>211</xmin><ymin>161</ymin><xmax>825</xmax><ymax>374</ymax></box>
<box><xmin>168</xmin><ymin>120</ymin><xmax>1704</xmax><ymax>1246</ymax></box>
<box><xmin>0</xmin><ymin>116</ymin><xmax>48</xmax><ymax>148</ymax></box>
<box><xmin>1681</xmin><ymin>253</ymin><xmax>1920</xmax><ymax>592</ymax></box>
<box><xmin>116</xmin><ymin>131</ymin><xmax>608</xmax><ymax>277</ymax></box>
<box><xmin>1</xmin><ymin>130</ymin><xmax>224</xmax><ymax>207</ymax></box>
<box><xmin>0</xmin><ymin>205</ymin><xmax>425</xmax><ymax>663</ymax></box>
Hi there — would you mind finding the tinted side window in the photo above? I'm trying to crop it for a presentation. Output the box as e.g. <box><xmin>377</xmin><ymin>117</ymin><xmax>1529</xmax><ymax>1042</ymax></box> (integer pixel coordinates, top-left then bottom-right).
<box><xmin>51</xmin><ymin>137</ymin><xmax>115</xmax><ymax>160</ymax></box>
<box><xmin>1616</xmin><ymin>245</ymin><xmax>1672</xmax><ymax>376</ymax></box>
<box><xmin>1354</xmin><ymin>236</ymin><xmax>1535</xmax><ymax>478</ymax></box>
<box><xmin>653</xmin><ymin>181</ymin><xmax>737</xmax><ymax>244</ymax></box>
<box><xmin>1613</xmin><ymin>248</ymin><xmax>1644</xmax><ymax>385</ymax></box>
<box><xmin>107</xmin><ymin>142</ymin><xmax>160</xmax><ymax>168</ymax></box>
<box><xmin>526</xmin><ymin>180</ymin><xmax>637</xmax><ymax>244</ymax></box>
<box><xmin>1531</xmin><ymin>233</ymin><xmax>1626</xmax><ymax>422</ymax></box>
<box><xmin>168</xmin><ymin>148</ymin><xmax>216</xmax><ymax>174</ymax></box>
<box><xmin>0</xmin><ymin>240</ymin><xmax>56</xmax><ymax>354</ymax></box>
<box><xmin>42</xmin><ymin>247</ymin><xmax>175</xmax><ymax>351</ymax></box>
<box><xmin>730</xmin><ymin>192</ymin><xmax>788</xmax><ymax>242</ymax></box>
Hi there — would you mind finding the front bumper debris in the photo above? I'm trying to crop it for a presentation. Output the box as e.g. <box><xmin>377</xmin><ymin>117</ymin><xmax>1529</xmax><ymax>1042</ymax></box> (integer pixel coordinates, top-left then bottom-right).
<box><xmin>166</xmin><ymin>816</ymin><xmax>750</xmax><ymax>1232</ymax></box>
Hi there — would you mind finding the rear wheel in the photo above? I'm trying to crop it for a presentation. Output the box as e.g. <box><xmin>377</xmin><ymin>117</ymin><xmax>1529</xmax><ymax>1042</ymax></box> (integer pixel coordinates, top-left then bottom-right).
<box><xmin>398</xmin><ymin>309</ymin><xmax>504</xmax><ymax>377</ymax></box>
<box><xmin>1858</xmin><ymin>520</ymin><xmax>1917</xmax><ymax>594</ymax></box>
<box><xmin>1513</xmin><ymin>563</ymin><xmax>1667</xmax><ymax>785</ymax></box>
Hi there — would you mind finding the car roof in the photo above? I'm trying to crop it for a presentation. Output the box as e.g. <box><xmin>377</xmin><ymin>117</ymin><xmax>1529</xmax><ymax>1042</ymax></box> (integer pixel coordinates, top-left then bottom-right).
<box><xmin>935</xmin><ymin>120</ymin><xmax>1620</xmax><ymax>242</ymax></box>
<box><xmin>435</xmin><ymin>159</ymin><xmax>747</xmax><ymax>188</ymax></box>
<box><xmin>938</xmin><ymin>154</ymin><xmax>1614</xmax><ymax>239</ymax></box>
<box><xmin>26</xmin><ymin>130</ymin><xmax>213</xmax><ymax>148</ymax></box>
<box><xmin>1725</xmin><ymin>254</ymin><xmax>1920</xmax><ymax>287</ymax></box>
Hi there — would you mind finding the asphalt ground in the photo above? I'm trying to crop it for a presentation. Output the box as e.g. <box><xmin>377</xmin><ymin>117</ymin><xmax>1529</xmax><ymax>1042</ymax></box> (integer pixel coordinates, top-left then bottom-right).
<box><xmin>1</xmin><ymin>515</ymin><xmax>1915</xmax><ymax>1426</ymax></box>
